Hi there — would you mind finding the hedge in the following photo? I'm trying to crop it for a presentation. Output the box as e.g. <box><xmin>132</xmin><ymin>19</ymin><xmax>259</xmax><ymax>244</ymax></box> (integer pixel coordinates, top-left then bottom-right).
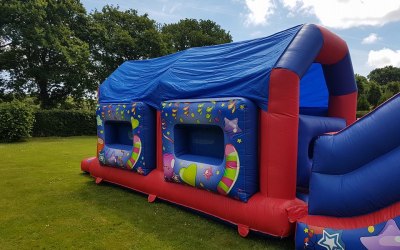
<box><xmin>0</xmin><ymin>101</ymin><xmax>35</xmax><ymax>142</ymax></box>
<box><xmin>32</xmin><ymin>109</ymin><xmax>96</xmax><ymax>137</ymax></box>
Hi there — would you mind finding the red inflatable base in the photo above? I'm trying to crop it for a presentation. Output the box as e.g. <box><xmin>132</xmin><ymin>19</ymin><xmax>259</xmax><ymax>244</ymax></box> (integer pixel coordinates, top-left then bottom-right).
<box><xmin>298</xmin><ymin>201</ymin><xmax>400</xmax><ymax>230</ymax></box>
<box><xmin>81</xmin><ymin>157</ymin><xmax>305</xmax><ymax>237</ymax></box>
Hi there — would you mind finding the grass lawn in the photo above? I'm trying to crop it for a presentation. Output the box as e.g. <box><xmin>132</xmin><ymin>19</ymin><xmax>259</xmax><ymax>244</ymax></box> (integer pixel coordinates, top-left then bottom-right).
<box><xmin>0</xmin><ymin>136</ymin><xmax>293</xmax><ymax>249</ymax></box>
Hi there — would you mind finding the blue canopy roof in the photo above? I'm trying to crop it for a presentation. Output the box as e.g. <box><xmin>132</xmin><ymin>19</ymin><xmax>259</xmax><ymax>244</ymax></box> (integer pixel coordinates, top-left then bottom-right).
<box><xmin>99</xmin><ymin>24</ymin><xmax>329</xmax><ymax>110</ymax></box>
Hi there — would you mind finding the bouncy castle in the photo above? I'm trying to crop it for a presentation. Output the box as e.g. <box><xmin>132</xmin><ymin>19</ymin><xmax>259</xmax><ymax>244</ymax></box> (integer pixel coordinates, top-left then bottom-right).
<box><xmin>81</xmin><ymin>24</ymin><xmax>400</xmax><ymax>249</ymax></box>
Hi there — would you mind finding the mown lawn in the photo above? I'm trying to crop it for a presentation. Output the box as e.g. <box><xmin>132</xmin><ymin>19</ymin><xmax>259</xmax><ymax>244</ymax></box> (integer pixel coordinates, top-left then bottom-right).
<box><xmin>0</xmin><ymin>137</ymin><xmax>293</xmax><ymax>249</ymax></box>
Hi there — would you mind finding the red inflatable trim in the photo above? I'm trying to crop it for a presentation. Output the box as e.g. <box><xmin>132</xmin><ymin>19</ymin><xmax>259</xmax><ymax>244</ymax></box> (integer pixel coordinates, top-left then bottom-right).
<box><xmin>315</xmin><ymin>26</ymin><xmax>348</xmax><ymax>65</ymax></box>
<box><xmin>298</xmin><ymin>201</ymin><xmax>400</xmax><ymax>230</ymax></box>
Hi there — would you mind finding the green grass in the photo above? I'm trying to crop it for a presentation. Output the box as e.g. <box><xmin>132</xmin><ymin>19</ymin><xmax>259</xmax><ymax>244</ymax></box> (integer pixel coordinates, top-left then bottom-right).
<box><xmin>0</xmin><ymin>137</ymin><xmax>293</xmax><ymax>249</ymax></box>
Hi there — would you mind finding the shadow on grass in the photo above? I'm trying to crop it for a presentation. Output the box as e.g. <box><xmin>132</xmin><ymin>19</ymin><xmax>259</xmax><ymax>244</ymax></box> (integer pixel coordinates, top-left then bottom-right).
<box><xmin>77</xmin><ymin>173</ymin><xmax>294</xmax><ymax>249</ymax></box>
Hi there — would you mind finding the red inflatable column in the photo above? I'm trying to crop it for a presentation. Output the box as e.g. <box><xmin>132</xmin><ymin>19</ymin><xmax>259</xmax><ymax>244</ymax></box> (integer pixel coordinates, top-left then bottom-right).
<box><xmin>259</xmin><ymin>68</ymin><xmax>299</xmax><ymax>199</ymax></box>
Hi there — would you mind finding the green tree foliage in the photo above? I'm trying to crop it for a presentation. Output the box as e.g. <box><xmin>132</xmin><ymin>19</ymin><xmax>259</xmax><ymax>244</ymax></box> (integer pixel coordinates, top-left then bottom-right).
<box><xmin>357</xmin><ymin>95</ymin><xmax>370</xmax><ymax>111</ymax></box>
<box><xmin>162</xmin><ymin>19</ymin><xmax>233</xmax><ymax>52</ymax></box>
<box><xmin>355</xmin><ymin>74</ymin><xmax>368</xmax><ymax>95</ymax></box>
<box><xmin>367</xmin><ymin>82</ymin><xmax>382</xmax><ymax>108</ymax></box>
<box><xmin>368</xmin><ymin>65</ymin><xmax>400</xmax><ymax>85</ymax></box>
<box><xmin>378</xmin><ymin>81</ymin><xmax>400</xmax><ymax>105</ymax></box>
<box><xmin>356</xmin><ymin>68</ymin><xmax>400</xmax><ymax>111</ymax></box>
<box><xmin>386</xmin><ymin>81</ymin><xmax>400</xmax><ymax>94</ymax></box>
<box><xmin>0</xmin><ymin>2</ymin><xmax>235</xmax><ymax>109</ymax></box>
<box><xmin>355</xmin><ymin>74</ymin><xmax>371</xmax><ymax>111</ymax></box>
<box><xmin>88</xmin><ymin>5</ymin><xmax>169</xmax><ymax>84</ymax></box>
<box><xmin>0</xmin><ymin>0</ymin><xmax>91</xmax><ymax>109</ymax></box>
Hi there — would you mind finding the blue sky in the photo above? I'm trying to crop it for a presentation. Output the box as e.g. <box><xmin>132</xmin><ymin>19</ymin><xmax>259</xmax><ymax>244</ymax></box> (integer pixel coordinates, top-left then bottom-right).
<box><xmin>81</xmin><ymin>0</ymin><xmax>400</xmax><ymax>76</ymax></box>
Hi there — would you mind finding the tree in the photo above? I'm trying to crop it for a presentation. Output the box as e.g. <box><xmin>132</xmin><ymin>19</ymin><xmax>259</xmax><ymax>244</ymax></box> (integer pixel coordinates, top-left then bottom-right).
<box><xmin>88</xmin><ymin>5</ymin><xmax>169</xmax><ymax>84</ymax></box>
<box><xmin>162</xmin><ymin>19</ymin><xmax>232</xmax><ymax>52</ymax></box>
<box><xmin>378</xmin><ymin>81</ymin><xmax>400</xmax><ymax>105</ymax></box>
<box><xmin>368</xmin><ymin>66</ymin><xmax>400</xmax><ymax>85</ymax></box>
<box><xmin>357</xmin><ymin>95</ymin><xmax>370</xmax><ymax>111</ymax></box>
<box><xmin>386</xmin><ymin>81</ymin><xmax>400</xmax><ymax>94</ymax></box>
<box><xmin>355</xmin><ymin>74</ymin><xmax>371</xmax><ymax>110</ymax></box>
<box><xmin>355</xmin><ymin>74</ymin><xmax>368</xmax><ymax>95</ymax></box>
<box><xmin>367</xmin><ymin>82</ymin><xmax>382</xmax><ymax>108</ymax></box>
<box><xmin>0</xmin><ymin>0</ymin><xmax>91</xmax><ymax>109</ymax></box>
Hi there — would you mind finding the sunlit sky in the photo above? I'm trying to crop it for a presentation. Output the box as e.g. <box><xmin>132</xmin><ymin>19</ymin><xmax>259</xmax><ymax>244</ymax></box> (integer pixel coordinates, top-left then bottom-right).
<box><xmin>81</xmin><ymin>0</ymin><xmax>400</xmax><ymax>76</ymax></box>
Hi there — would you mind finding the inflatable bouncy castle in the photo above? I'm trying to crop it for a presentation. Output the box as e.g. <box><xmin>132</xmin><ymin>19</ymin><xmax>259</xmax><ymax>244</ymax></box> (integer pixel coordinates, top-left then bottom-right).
<box><xmin>81</xmin><ymin>24</ymin><xmax>400</xmax><ymax>249</ymax></box>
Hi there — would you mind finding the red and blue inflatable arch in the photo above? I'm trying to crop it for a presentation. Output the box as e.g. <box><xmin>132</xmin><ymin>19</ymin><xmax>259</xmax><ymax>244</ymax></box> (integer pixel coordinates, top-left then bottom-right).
<box><xmin>260</xmin><ymin>24</ymin><xmax>357</xmax><ymax>201</ymax></box>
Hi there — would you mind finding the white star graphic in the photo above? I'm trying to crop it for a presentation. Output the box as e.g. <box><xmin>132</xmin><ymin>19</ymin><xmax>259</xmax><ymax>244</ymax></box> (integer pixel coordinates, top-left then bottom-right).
<box><xmin>318</xmin><ymin>230</ymin><xmax>344</xmax><ymax>250</ymax></box>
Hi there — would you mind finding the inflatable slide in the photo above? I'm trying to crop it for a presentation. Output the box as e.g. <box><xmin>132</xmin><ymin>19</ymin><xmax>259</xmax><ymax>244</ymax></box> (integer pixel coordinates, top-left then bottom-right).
<box><xmin>81</xmin><ymin>24</ymin><xmax>400</xmax><ymax>249</ymax></box>
<box><xmin>296</xmin><ymin>93</ymin><xmax>400</xmax><ymax>249</ymax></box>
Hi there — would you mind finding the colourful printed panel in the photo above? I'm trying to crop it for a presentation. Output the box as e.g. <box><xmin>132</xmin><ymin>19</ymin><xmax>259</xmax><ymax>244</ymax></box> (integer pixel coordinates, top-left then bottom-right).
<box><xmin>96</xmin><ymin>102</ymin><xmax>155</xmax><ymax>175</ymax></box>
<box><xmin>161</xmin><ymin>98</ymin><xmax>258</xmax><ymax>202</ymax></box>
<box><xmin>295</xmin><ymin>216</ymin><xmax>400</xmax><ymax>250</ymax></box>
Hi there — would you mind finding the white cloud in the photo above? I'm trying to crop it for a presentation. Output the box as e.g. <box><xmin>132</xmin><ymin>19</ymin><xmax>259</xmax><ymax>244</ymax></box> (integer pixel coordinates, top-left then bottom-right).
<box><xmin>362</xmin><ymin>33</ymin><xmax>381</xmax><ymax>44</ymax></box>
<box><xmin>280</xmin><ymin>0</ymin><xmax>400</xmax><ymax>29</ymax></box>
<box><xmin>367</xmin><ymin>48</ymin><xmax>400</xmax><ymax>68</ymax></box>
<box><xmin>245</xmin><ymin>0</ymin><xmax>275</xmax><ymax>26</ymax></box>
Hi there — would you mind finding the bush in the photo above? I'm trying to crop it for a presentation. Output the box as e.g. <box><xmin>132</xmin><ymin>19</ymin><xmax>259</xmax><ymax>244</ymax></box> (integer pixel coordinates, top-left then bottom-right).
<box><xmin>33</xmin><ymin>109</ymin><xmax>96</xmax><ymax>137</ymax></box>
<box><xmin>0</xmin><ymin>100</ymin><xmax>35</xmax><ymax>142</ymax></box>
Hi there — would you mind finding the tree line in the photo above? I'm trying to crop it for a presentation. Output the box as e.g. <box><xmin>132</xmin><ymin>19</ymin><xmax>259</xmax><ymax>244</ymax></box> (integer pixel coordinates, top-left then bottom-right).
<box><xmin>356</xmin><ymin>66</ymin><xmax>400</xmax><ymax>111</ymax></box>
<box><xmin>0</xmin><ymin>0</ymin><xmax>232</xmax><ymax>109</ymax></box>
<box><xmin>1</xmin><ymin>1</ymin><xmax>399</xmax><ymax>111</ymax></box>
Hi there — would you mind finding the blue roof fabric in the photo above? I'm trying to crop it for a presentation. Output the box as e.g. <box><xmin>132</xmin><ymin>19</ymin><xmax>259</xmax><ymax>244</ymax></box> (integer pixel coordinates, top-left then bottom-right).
<box><xmin>98</xmin><ymin>24</ymin><xmax>331</xmax><ymax>110</ymax></box>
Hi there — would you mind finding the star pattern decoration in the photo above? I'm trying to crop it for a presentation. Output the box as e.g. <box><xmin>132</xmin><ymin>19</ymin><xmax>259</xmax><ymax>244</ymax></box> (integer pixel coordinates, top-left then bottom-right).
<box><xmin>318</xmin><ymin>230</ymin><xmax>344</xmax><ymax>250</ymax></box>
<box><xmin>224</xmin><ymin>117</ymin><xmax>242</xmax><ymax>134</ymax></box>
<box><xmin>360</xmin><ymin>219</ymin><xmax>400</xmax><ymax>249</ymax></box>
<box><xmin>96</xmin><ymin>115</ymin><xmax>103</xmax><ymax>126</ymax></box>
